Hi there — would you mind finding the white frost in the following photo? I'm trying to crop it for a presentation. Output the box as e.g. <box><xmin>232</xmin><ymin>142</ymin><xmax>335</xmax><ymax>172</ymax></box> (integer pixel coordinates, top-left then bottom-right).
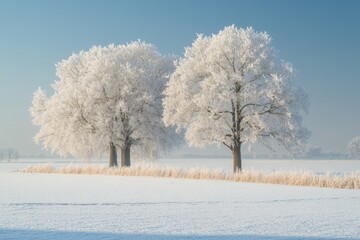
<box><xmin>0</xmin><ymin>163</ymin><xmax>359</xmax><ymax>239</ymax></box>
<box><xmin>30</xmin><ymin>41</ymin><xmax>178</xmax><ymax>162</ymax></box>
<box><xmin>163</xmin><ymin>26</ymin><xmax>310</xmax><ymax>157</ymax></box>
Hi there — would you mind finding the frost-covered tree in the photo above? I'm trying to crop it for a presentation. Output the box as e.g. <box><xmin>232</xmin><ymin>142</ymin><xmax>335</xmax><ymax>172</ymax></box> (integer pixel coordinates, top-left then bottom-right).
<box><xmin>347</xmin><ymin>137</ymin><xmax>360</xmax><ymax>159</ymax></box>
<box><xmin>31</xmin><ymin>41</ymin><xmax>176</xmax><ymax>167</ymax></box>
<box><xmin>163</xmin><ymin>26</ymin><xmax>310</xmax><ymax>172</ymax></box>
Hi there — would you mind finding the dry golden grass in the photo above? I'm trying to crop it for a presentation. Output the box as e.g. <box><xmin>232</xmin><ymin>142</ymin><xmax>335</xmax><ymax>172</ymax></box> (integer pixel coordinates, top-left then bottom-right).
<box><xmin>19</xmin><ymin>164</ymin><xmax>360</xmax><ymax>189</ymax></box>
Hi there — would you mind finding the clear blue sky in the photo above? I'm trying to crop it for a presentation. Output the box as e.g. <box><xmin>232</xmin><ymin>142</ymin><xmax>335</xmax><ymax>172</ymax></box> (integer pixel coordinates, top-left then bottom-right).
<box><xmin>0</xmin><ymin>0</ymin><xmax>359</xmax><ymax>156</ymax></box>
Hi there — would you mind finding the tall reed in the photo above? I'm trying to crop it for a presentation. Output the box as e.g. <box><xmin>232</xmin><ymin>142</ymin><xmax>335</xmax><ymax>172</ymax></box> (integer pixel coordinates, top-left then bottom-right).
<box><xmin>20</xmin><ymin>164</ymin><xmax>360</xmax><ymax>189</ymax></box>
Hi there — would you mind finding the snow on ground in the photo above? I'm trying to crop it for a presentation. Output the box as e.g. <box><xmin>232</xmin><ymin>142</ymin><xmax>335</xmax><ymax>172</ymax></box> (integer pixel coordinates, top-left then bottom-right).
<box><xmin>1</xmin><ymin>161</ymin><xmax>360</xmax><ymax>239</ymax></box>
<box><xmin>157</xmin><ymin>158</ymin><xmax>360</xmax><ymax>174</ymax></box>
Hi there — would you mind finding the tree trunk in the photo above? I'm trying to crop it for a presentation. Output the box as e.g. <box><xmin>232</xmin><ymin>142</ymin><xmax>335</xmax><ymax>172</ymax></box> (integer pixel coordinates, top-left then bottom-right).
<box><xmin>121</xmin><ymin>146</ymin><xmax>131</xmax><ymax>167</ymax></box>
<box><xmin>109</xmin><ymin>142</ymin><xmax>118</xmax><ymax>167</ymax></box>
<box><xmin>232</xmin><ymin>144</ymin><xmax>242</xmax><ymax>172</ymax></box>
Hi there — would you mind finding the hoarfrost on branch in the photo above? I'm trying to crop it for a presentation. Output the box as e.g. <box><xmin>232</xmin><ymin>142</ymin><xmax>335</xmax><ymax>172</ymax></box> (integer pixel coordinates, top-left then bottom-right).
<box><xmin>31</xmin><ymin>41</ymin><xmax>177</xmax><ymax>166</ymax></box>
<box><xmin>163</xmin><ymin>26</ymin><xmax>310</xmax><ymax>171</ymax></box>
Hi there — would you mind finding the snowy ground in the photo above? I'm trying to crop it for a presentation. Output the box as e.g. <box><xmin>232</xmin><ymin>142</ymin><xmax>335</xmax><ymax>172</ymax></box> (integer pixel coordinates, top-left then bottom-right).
<box><xmin>1</xmin><ymin>160</ymin><xmax>360</xmax><ymax>239</ymax></box>
<box><xmin>158</xmin><ymin>158</ymin><xmax>360</xmax><ymax>174</ymax></box>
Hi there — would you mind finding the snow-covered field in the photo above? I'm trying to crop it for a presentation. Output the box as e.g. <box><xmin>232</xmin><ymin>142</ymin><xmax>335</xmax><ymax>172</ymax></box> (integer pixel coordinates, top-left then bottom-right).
<box><xmin>158</xmin><ymin>158</ymin><xmax>360</xmax><ymax>174</ymax></box>
<box><xmin>1</xmin><ymin>160</ymin><xmax>360</xmax><ymax>239</ymax></box>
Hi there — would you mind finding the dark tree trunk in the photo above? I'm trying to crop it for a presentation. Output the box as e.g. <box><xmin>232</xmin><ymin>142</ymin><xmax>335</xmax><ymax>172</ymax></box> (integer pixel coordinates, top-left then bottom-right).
<box><xmin>232</xmin><ymin>144</ymin><xmax>242</xmax><ymax>172</ymax></box>
<box><xmin>109</xmin><ymin>142</ymin><xmax>118</xmax><ymax>167</ymax></box>
<box><xmin>121</xmin><ymin>146</ymin><xmax>131</xmax><ymax>167</ymax></box>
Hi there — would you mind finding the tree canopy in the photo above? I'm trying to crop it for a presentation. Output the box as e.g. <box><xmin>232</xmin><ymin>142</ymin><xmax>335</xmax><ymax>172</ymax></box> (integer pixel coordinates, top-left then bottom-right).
<box><xmin>163</xmin><ymin>26</ymin><xmax>310</xmax><ymax>171</ymax></box>
<box><xmin>31</xmin><ymin>41</ymin><xmax>177</xmax><ymax>166</ymax></box>
<box><xmin>348</xmin><ymin>137</ymin><xmax>360</xmax><ymax>159</ymax></box>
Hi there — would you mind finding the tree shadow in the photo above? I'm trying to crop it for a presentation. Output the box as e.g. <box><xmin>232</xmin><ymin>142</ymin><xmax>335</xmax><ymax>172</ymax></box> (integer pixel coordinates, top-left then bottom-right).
<box><xmin>0</xmin><ymin>228</ymin><xmax>349</xmax><ymax>240</ymax></box>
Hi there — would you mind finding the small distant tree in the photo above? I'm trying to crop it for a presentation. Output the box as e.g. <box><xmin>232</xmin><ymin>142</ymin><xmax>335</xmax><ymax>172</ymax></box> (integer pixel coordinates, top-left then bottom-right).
<box><xmin>8</xmin><ymin>148</ymin><xmax>11</xmax><ymax>162</ymax></box>
<box><xmin>347</xmin><ymin>137</ymin><xmax>360</xmax><ymax>159</ymax></box>
<box><xmin>31</xmin><ymin>41</ymin><xmax>177</xmax><ymax>167</ymax></box>
<box><xmin>163</xmin><ymin>26</ymin><xmax>310</xmax><ymax>172</ymax></box>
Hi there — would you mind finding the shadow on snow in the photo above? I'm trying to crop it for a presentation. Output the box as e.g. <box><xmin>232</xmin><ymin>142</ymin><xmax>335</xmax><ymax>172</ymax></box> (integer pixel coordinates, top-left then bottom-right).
<box><xmin>0</xmin><ymin>228</ymin><xmax>348</xmax><ymax>240</ymax></box>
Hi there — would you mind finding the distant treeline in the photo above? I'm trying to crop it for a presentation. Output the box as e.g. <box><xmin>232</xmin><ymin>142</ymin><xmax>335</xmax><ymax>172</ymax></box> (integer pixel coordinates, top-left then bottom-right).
<box><xmin>0</xmin><ymin>148</ymin><xmax>19</xmax><ymax>161</ymax></box>
<box><xmin>167</xmin><ymin>152</ymin><xmax>351</xmax><ymax>160</ymax></box>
